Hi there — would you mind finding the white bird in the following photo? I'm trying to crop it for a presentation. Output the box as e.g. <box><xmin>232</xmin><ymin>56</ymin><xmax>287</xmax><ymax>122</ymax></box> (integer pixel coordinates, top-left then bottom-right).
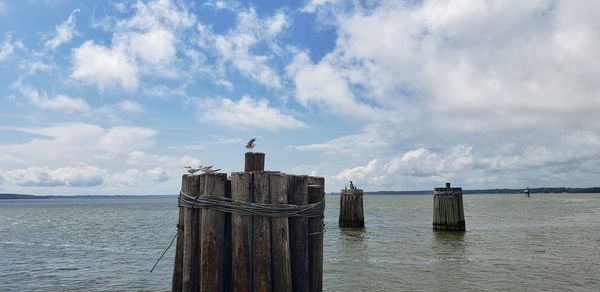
<box><xmin>202</xmin><ymin>165</ymin><xmax>213</xmax><ymax>172</ymax></box>
<box><xmin>184</xmin><ymin>165</ymin><xmax>202</xmax><ymax>174</ymax></box>
<box><xmin>204</xmin><ymin>168</ymin><xmax>221</xmax><ymax>174</ymax></box>
<box><xmin>245</xmin><ymin>138</ymin><xmax>256</xmax><ymax>150</ymax></box>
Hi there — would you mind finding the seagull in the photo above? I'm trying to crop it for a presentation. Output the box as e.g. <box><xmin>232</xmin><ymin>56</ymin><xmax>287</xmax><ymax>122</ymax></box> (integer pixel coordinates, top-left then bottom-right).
<box><xmin>245</xmin><ymin>138</ymin><xmax>256</xmax><ymax>151</ymax></box>
<box><xmin>203</xmin><ymin>168</ymin><xmax>221</xmax><ymax>174</ymax></box>
<box><xmin>201</xmin><ymin>165</ymin><xmax>214</xmax><ymax>172</ymax></box>
<box><xmin>184</xmin><ymin>166</ymin><xmax>201</xmax><ymax>174</ymax></box>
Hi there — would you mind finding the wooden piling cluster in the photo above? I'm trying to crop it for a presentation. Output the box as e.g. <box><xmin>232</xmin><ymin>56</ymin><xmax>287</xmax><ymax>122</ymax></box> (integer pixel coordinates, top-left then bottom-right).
<box><xmin>432</xmin><ymin>182</ymin><xmax>465</xmax><ymax>231</ymax></box>
<box><xmin>172</xmin><ymin>152</ymin><xmax>325</xmax><ymax>292</ymax></box>
<box><xmin>338</xmin><ymin>188</ymin><xmax>364</xmax><ymax>228</ymax></box>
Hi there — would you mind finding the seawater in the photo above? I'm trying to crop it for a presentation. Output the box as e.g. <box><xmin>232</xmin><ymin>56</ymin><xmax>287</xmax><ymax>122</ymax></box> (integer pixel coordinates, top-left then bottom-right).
<box><xmin>1</xmin><ymin>194</ymin><xmax>600</xmax><ymax>291</ymax></box>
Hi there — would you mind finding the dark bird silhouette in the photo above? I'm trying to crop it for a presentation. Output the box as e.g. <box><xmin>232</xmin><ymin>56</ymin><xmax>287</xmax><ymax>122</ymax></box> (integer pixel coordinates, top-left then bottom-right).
<box><xmin>245</xmin><ymin>137</ymin><xmax>256</xmax><ymax>150</ymax></box>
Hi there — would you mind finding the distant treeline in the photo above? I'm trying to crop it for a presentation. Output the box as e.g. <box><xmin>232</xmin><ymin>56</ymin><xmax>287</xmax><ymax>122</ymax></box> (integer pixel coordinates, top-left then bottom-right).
<box><xmin>330</xmin><ymin>187</ymin><xmax>600</xmax><ymax>195</ymax></box>
<box><xmin>0</xmin><ymin>193</ymin><xmax>49</xmax><ymax>199</ymax></box>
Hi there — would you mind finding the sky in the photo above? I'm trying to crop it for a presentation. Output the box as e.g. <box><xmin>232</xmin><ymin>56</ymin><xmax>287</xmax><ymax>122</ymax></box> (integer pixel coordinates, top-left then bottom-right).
<box><xmin>1</xmin><ymin>0</ymin><xmax>599</xmax><ymax>195</ymax></box>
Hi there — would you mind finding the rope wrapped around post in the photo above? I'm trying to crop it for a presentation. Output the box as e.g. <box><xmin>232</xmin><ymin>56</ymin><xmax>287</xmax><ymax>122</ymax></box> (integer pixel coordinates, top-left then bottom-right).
<box><xmin>178</xmin><ymin>190</ymin><xmax>324</xmax><ymax>218</ymax></box>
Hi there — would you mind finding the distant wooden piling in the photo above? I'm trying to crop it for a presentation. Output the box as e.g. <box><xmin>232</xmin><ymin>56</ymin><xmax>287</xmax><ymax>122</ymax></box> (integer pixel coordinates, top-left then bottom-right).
<box><xmin>245</xmin><ymin>152</ymin><xmax>265</xmax><ymax>171</ymax></box>
<box><xmin>172</xmin><ymin>152</ymin><xmax>324</xmax><ymax>292</ymax></box>
<box><xmin>433</xmin><ymin>182</ymin><xmax>465</xmax><ymax>231</ymax></box>
<box><xmin>339</xmin><ymin>187</ymin><xmax>364</xmax><ymax>228</ymax></box>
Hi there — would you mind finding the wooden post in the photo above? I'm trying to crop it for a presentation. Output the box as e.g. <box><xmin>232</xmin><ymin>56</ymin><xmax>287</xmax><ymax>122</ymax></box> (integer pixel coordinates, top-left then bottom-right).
<box><xmin>245</xmin><ymin>152</ymin><xmax>265</xmax><ymax>172</ymax></box>
<box><xmin>433</xmin><ymin>182</ymin><xmax>465</xmax><ymax>231</ymax></box>
<box><xmin>253</xmin><ymin>171</ymin><xmax>272</xmax><ymax>292</ymax></box>
<box><xmin>181</xmin><ymin>174</ymin><xmax>203</xmax><ymax>292</ymax></box>
<box><xmin>172</xmin><ymin>152</ymin><xmax>326</xmax><ymax>292</ymax></box>
<box><xmin>339</xmin><ymin>187</ymin><xmax>364</xmax><ymax>228</ymax></box>
<box><xmin>307</xmin><ymin>176</ymin><xmax>324</xmax><ymax>292</ymax></box>
<box><xmin>223</xmin><ymin>178</ymin><xmax>233</xmax><ymax>292</ymax></box>
<box><xmin>270</xmin><ymin>173</ymin><xmax>292</xmax><ymax>292</ymax></box>
<box><xmin>200</xmin><ymin>173</ymin><xmax>227</xmax><ymax>291</ymax></box>
<box><xmin>287</xmin><ymin>175</ymin><xmax>309</xmax><ymax>292</ymax></box>
<box><xmin>172</xmin><ymin>187</ymin><xmax>185</xmax><ymax>292</ymax></box>
<box><xmin>231</xmin><ymin>172</ymin><xmax>253</xmax><ymax>292</ymax></box>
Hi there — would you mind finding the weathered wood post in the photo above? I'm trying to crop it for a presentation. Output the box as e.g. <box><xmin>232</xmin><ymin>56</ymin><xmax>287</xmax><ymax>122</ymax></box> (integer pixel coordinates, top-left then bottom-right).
<box><xmin>433</xmin><ymin>182</ymin><xmax>465</xmax><ymax>231</ymax></box>
<box><xmin>307</xmin><ymin>177</ymin><xmax>325</xmax><ymax>292</ymax></box>
<box><xmin>180</xmin><ymin>174</ymin><xmax>204</xmax><ymax>292</ymax></box>
<box><xmin>200</xmin><ymin>173</ymin><xmax>227</xmax><ymax>291</ymax></box>
<box><xmin>172</xmin><ymin>151</ymin><xmax>324</xmax><ymax>292</ymax></box>
<box><xmin>287</xmin><ymin>175</ymin><xmax>309</xmax><ymax>291</ymax></box>
<box><xmin>339</xmin><ymin>186</ymin><xmax>364</xmax><ymax>228</ymax></box>
<box><xmin>245</xmin><ymin>152</ymin><xmax>265</xmax><ymax>171</ymax></box>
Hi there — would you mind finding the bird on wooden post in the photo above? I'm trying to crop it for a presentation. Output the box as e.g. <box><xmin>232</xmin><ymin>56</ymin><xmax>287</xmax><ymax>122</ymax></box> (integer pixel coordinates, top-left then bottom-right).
<box><xmin>245</xmin><ymin>137</ymin><xmax>256</xmax><ymax>151</ymax></box>
<box><xmin>350</xmin><ymin>180</ymin><xmax>354</xmax><ymax>190</ymax></box>
<box><xmin>184</xmin><ymin>166</ymin><xmax>202</xmax><ymax>174</ymax></box>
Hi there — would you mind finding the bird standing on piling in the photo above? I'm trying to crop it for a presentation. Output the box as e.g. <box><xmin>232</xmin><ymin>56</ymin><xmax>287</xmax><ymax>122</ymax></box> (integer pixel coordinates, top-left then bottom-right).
<box><xmin>184</xmin><ymin>166</ymin><xmax>201</xmax><ymax>174</ymax></box>
<box><xmin>245</xmin><ymin>138</ymin><xmax>256</xmax><ymax>151</ymax></box>
<box><xmin>201</xmin><ymin>165</ymin><xmax>221</xmax><ymax>173</ymax></box>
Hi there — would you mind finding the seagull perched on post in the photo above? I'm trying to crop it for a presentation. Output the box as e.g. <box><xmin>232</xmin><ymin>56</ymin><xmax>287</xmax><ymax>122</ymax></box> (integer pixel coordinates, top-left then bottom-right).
<box><xmin>245</xmin><ymin>138</ymin><xmax>256</xmax><ymax>151</ymax></box>
<box><xmin>184</xmin><ymin>165</ymin><xmax>201</xmax><ymax>174</ymax></box>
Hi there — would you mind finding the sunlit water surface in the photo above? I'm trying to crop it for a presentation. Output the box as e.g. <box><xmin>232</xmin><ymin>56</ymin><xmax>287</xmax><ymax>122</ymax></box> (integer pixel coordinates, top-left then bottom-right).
<box><xmin>2</xmin><ymin>194</ymin><xmax>599</xmax><ymax>291</ymax></box>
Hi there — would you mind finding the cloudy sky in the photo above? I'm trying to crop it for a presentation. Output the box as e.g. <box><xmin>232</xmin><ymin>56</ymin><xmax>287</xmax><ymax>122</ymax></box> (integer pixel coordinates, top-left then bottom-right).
<box><xmin>1</xmin><ymin>0</ymin><xmax>599</xmax><ymax>194</ymax></box>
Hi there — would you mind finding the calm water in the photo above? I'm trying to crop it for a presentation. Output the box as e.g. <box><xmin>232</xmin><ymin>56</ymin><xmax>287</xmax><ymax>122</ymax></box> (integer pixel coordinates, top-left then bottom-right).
<box><xmin>1</xmin><ymin>194</ymin><xmax>600</xmax><ymax>291</ymax></box>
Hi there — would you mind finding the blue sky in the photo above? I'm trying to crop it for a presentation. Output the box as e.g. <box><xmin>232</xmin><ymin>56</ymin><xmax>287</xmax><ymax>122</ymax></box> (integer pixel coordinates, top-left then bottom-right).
<box><xmin>1</xmin><ymin>0</ymin><xmax>600</xmax><ymax>194</ymax></box>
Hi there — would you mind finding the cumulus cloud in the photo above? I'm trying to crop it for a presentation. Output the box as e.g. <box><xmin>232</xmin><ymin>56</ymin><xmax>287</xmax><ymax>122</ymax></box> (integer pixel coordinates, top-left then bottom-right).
<box><xmin>17</xmin><ymin>84</ymin><xmax>90</xmax><ymax>112</ymax></box>
<box><xmin>0</xmin><ymin>123</ymin><xmax>157</xmax><ymax>166</ymax></box>
<box><xmin>197</xmin><ymin>95</ymin><xmax>306</xmax><ymax>131</ymax></box>
<box><xmin>126</xmin><ymin>151</ymin><xmax>200</xmax><ymax>168</ymax></box>
<box><xmin>301</xmin><ymin>0</ymin><xmax>600</xmax><ymax>132</ymax></box>
<box><xmin>3</xmin><ymin>164</ymin><xmax>106</xmax><ymax>187</ymax></box>
<box><xmin>146</xmin><ymin>166</ymin><xmax>169</xmax><ymax>182</ymax></box>
<box><xmin>71</xmin><ymin>0</ymin><xmax>194</xmax><ymax>90</ymax></box>
<box><xmin>71</xmin><ymin>40</ymin><xmax>139</xmax><ymax>90</ymax></box>
<box><xmin>204</xmin><ymin>8</ymin><xmax>289</xmax><ymax>89</ymax></box>
<box><xmin>0</xmin><ymin>35</ymin><xmax>24</xmax><ymax>62</ymax></box>
<box><xmin>116</xmin><ymin>100</ymin><xmax>144</xmax><ymax>113</ymax></box>
<box><xmin>45</xmin><ymin>9</ymin><xmax>80</xmax><ymax>49</ymax></box>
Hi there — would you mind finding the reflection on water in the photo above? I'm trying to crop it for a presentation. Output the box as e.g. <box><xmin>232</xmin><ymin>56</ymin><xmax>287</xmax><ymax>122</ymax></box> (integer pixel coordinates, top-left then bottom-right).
<box><xmin>339</xmin><ymin>228</ymin><xmax>365</xmax><ymax>241</ymax></box>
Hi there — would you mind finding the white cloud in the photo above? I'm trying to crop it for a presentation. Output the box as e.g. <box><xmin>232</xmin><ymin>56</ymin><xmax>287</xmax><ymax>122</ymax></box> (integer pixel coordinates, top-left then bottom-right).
<box><xmin>303</xmin><ymin>1</ymin><xmax>600</xmax><ymax>132</ymax></box>
<box><xmin>293</xmin><ymin>126</ymin><xmax>389</xmax><ymax>155</ymax></box>
<box><xmin>216</xmin><ymin>79</ymin><xmax>234</xmax><ymax>92</ymax></box>
<box><xmin>3</xmin><ymin>164</ymin><xmax>106</xmax><ymax>187</ymax></box>
<box><xmin>110</xmin><ymin>169</ymin><xmax>141</xmax><ymax>186</ymax></box>
<box><xmin>197</xmin><ymin>95</ymin><xmax>306</xmax><ymax>131</ymax></box>
<box><xmin>209</xmin><ymin>8</ymin><xmax>289</xmax><ymax>89</ymax></box>
<box><xmin>146</xmin><ymin>166</ymin><xmax>169</xmax><ymax>182</ymax></box>
<box><xmin>116</xmin><ymin>100</ymin><xmax>144</xmax><ymax>113</ymax></box>
<box><xmin>17</xmin><ymin>84</ymin><xmax>91</xmax><ymax>112</ymax></box>
<box><xmin>71</xmin><ymin>0</ymin><xmax>195</xmax><ymax>91</ymax></box>
<box><xmin>301</xmin><ymin>0</ymin><xmax>340</xmax><ymax>13</ymax></box>
<box><xmin>141</xmin><ymin>84</ymin><xmax>188</xmax><ymax>98</ymax></box>
<box><xmin>0</xmin><ymin>35</ymin><xmax>24</xmax><ymax>62</ymax></box>
<box><xmin>45</xmin><ymin>9</ymin><xmax>80</xmax><ymax>49</ymax></box>
<box><xmin>0</xmin><ymin>123</ymin><xmax>157</xmax><ymax>167</ymax></box>
<box><xmin>126</xmin><ymin>151</ymin><xmax>200</xmax><ymax>168</ymax></box>
<box><xmin>71</xmin><ymin>40</ymin><xmax>139</xmax><ymax>90</ymax></box>
<box><xmin>287</xmin><ymin>51</ymin><xmax>382</xmax><ymax>119</ymax></box>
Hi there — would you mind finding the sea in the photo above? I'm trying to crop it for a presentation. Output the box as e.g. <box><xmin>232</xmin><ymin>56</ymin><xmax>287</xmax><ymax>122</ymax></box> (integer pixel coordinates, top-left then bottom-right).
<box><xmin>1</xmin><ymin>194</ymin><xmax>599</xmax><ymax>291</ymax></box>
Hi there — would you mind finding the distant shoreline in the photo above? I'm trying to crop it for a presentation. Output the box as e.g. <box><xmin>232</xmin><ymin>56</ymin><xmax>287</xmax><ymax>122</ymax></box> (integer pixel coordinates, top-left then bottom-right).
<box><xmin>2</xmin><ymin>187</ymin><xmax>600</xmax><ymax>199</ymax></box>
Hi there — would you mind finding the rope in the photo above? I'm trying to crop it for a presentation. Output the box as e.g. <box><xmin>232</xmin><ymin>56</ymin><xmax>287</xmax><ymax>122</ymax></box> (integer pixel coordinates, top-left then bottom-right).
<box><xmin>150</xmin><ymin>190</ymin><xmax>204</xmax><ymax>273</ymax></box>
<box><xmin>178</xmin><ymin>190</ymin><xmax>324</xmax><ymax>218</ymax></box>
